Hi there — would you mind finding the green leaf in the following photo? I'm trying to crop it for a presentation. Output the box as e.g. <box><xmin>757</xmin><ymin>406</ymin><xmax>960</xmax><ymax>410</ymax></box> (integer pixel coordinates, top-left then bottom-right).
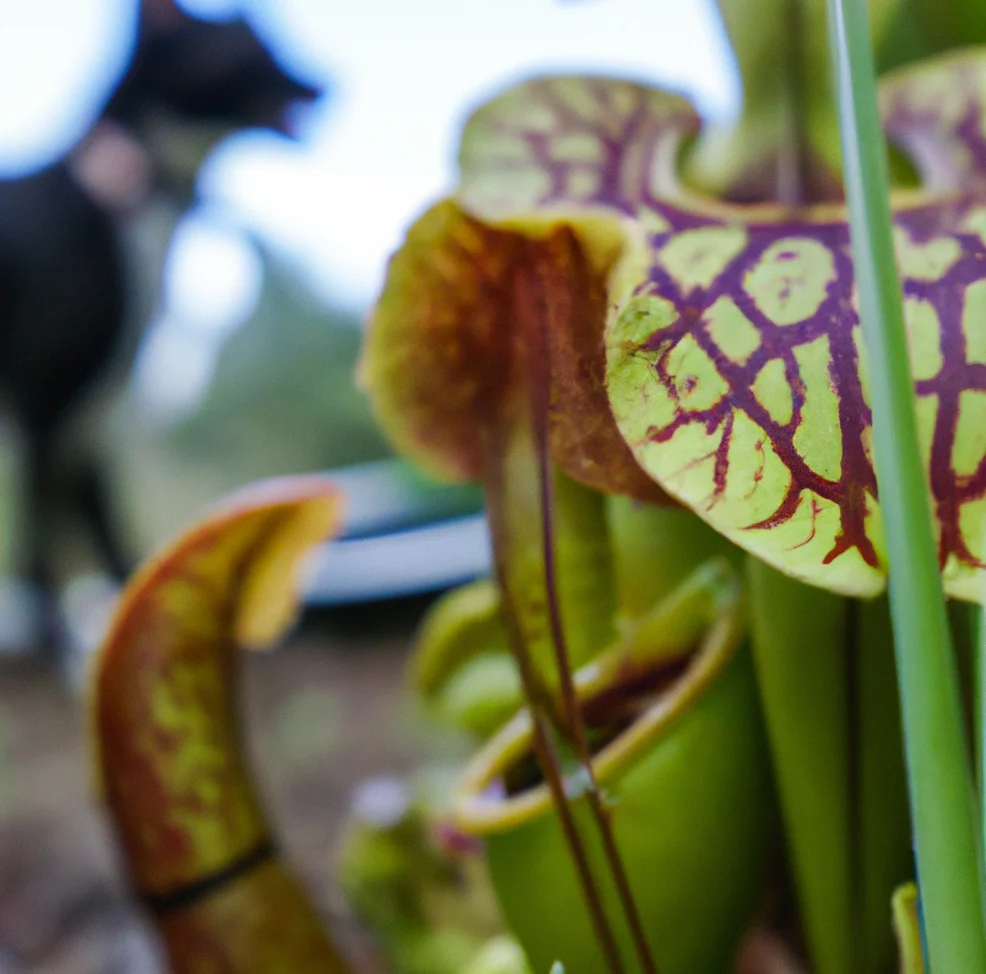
<box><xmin>747</xmin><ymin>561</ymin><xmax>853</xmax><ymax>974</ymax></box>
<box><xmin>411</xmin><ymin>580</ymin><xmax>509</xmax><ymax>697</ymax></box>
<box><xmin>410</xmin><ymin>466</ymin><xmax>619</xmax><ymax>732</ymax></box>
<box><xmin>485</xmin><ymin>423</ymin><xmax>617</xmax><ymax>686</ymax></box>
<box><xmin>855</xmin><ymin>597</ymin><xmax>912</xmax><ymax>974</ymax></box>
<box><xmin>694</xmin><ymin>0</ymin><xmax>842</xmax><ymax>200</ymax></box>
<box><xmin>878</xmin><ymin>0</ymin><xmax>986</xmax><ymax>72</ymax></box>
<box><xmin>828</xmin><ymin>0</ymin><xmax>986</xmax><ymax>969</ymax></box>
<box><xmin>892</xmin><ymin>884</ymin><xmax>927</xmax><ymax>974</ymax></box>
<box><xmin>747</xmin><ymin>562</ymin><xmax>911</xmax><ymax>974</ymax></box>
<box><xmin>608</xmin><ymin>496</ymin><xmax>742</xmax><ymax>621</ymax></box>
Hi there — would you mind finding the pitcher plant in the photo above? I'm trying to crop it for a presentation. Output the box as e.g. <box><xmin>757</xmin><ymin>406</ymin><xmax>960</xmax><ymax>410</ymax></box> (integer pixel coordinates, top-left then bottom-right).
<box><xmin>91</xmin><ymin>0</ymin><xmax>986</xmax><ymax>972</ymax></box>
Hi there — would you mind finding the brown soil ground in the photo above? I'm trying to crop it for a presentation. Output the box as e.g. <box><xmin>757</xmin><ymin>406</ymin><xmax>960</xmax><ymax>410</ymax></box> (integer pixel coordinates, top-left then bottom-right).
<box><xmin>0</xmin><ymin>604</ymin><xmax>441</xmax><ymax>974</ymax></box>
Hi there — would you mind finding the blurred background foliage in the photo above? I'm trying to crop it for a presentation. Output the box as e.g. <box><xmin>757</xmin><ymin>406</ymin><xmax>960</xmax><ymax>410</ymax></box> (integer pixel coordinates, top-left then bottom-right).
<box><xmin>115</xmin><ymin>256</ymin><xmax>391</xmax><ymax>553</ymax></box>
<box><xmin>170</xmin><ymin>261</ymin><xmax>389</xmax><ymax>473</ymax></box>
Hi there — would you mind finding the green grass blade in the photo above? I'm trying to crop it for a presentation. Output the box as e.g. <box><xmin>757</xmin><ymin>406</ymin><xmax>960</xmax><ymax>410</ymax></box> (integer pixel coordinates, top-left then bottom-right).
<box><xmin>974</xmin><ymin>593</ymin><xmax>986</xmax><ymax>896</ymax></box>
<box><xmin>826</xmin><ymin>0</ymin><xmax>986</xmax><ymax>969</ymax></box>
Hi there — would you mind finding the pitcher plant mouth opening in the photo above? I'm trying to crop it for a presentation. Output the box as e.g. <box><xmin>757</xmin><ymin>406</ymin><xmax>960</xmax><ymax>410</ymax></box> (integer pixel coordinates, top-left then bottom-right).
<box><xmin>452</xmin><ymin>584</ymin><xmax>744</xmax><ymax>836</ymax></box>
<box><xmin>499</xmin><ymin>652</ymin><xmax>694</xmax><ymax>800</ymax></box>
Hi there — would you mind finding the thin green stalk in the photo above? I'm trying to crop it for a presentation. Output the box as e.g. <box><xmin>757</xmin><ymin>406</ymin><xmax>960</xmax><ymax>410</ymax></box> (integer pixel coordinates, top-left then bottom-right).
<box><xmin>826</xmin><ymin>0</ymin><xmax>986</xmax><ymax>969</ymax></box>
<box><xmin>538</xmin><ymin>462</ymin><xmax>659</xmax><ymax>974</ymax></box>
<box><xmin>977</xmin><ymin>602</ymin><xmax>986</xmax><ymax>876</ymax></box>
<box><xmin>746</xmin><ymin>561</ymin><xmax>853</xmax><ymax>974</ymax></box>
<box><xmin>495</xmin><ymin>571</ymin><xmax>627</xmax><ymax>974</ymax></box>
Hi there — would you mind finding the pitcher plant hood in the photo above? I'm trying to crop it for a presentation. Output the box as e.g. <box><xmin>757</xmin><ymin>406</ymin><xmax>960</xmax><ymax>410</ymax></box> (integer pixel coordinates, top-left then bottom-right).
<box><xmin>361</xmin><ymin>53</ymin><xmax>986</xmax><ymax>601</ymax></box>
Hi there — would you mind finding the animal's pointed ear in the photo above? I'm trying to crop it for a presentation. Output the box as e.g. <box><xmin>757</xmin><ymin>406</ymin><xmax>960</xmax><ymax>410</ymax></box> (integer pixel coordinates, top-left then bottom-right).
<box><xmin>140</xmin><ymin>0</ymin><xmax>191</xmax><ymax>32</ymax></box>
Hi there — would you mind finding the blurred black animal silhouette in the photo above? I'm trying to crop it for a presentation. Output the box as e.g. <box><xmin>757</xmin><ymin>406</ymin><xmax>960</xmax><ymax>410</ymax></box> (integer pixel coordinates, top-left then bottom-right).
<box><xmin>0</xmin><ymin>0</ymin><xmax>321</xmax><ymax>647</ymax></box>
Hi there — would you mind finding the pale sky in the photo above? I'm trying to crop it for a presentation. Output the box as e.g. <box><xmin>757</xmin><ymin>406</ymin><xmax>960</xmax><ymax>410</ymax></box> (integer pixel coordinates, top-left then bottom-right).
<box><xmin>0</xmin><ymin>0</ymin><xmax>738</xmax><ymax>414</ymax></box>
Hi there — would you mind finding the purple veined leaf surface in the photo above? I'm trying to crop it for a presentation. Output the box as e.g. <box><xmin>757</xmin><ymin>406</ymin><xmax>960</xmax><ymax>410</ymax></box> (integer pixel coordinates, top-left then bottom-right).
<box><xmin>603</xmin><ymin>52</ymin><xmax>986</xmax><ymax>601</ymax></box>
<box><xmin>879</xmin><ymin>49</ymin><xmax>986</xmax><ymax>194</ymax></box>
<box><xmin>391</xmin><ymin>59</ymin><xmax>986</xmax><ymax>601</ymax></box>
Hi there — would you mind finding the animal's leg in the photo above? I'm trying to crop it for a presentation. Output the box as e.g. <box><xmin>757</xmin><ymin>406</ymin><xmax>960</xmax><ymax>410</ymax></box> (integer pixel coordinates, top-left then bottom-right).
<box><xmin>69</xmin><ymin>455</ymin><xmax>132</xmax><ymax>581</ymax></box>
<box><xmin>23</xmin><ymin>430</ymin><xmax>63</xmax><ymax>652</ymax></box>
